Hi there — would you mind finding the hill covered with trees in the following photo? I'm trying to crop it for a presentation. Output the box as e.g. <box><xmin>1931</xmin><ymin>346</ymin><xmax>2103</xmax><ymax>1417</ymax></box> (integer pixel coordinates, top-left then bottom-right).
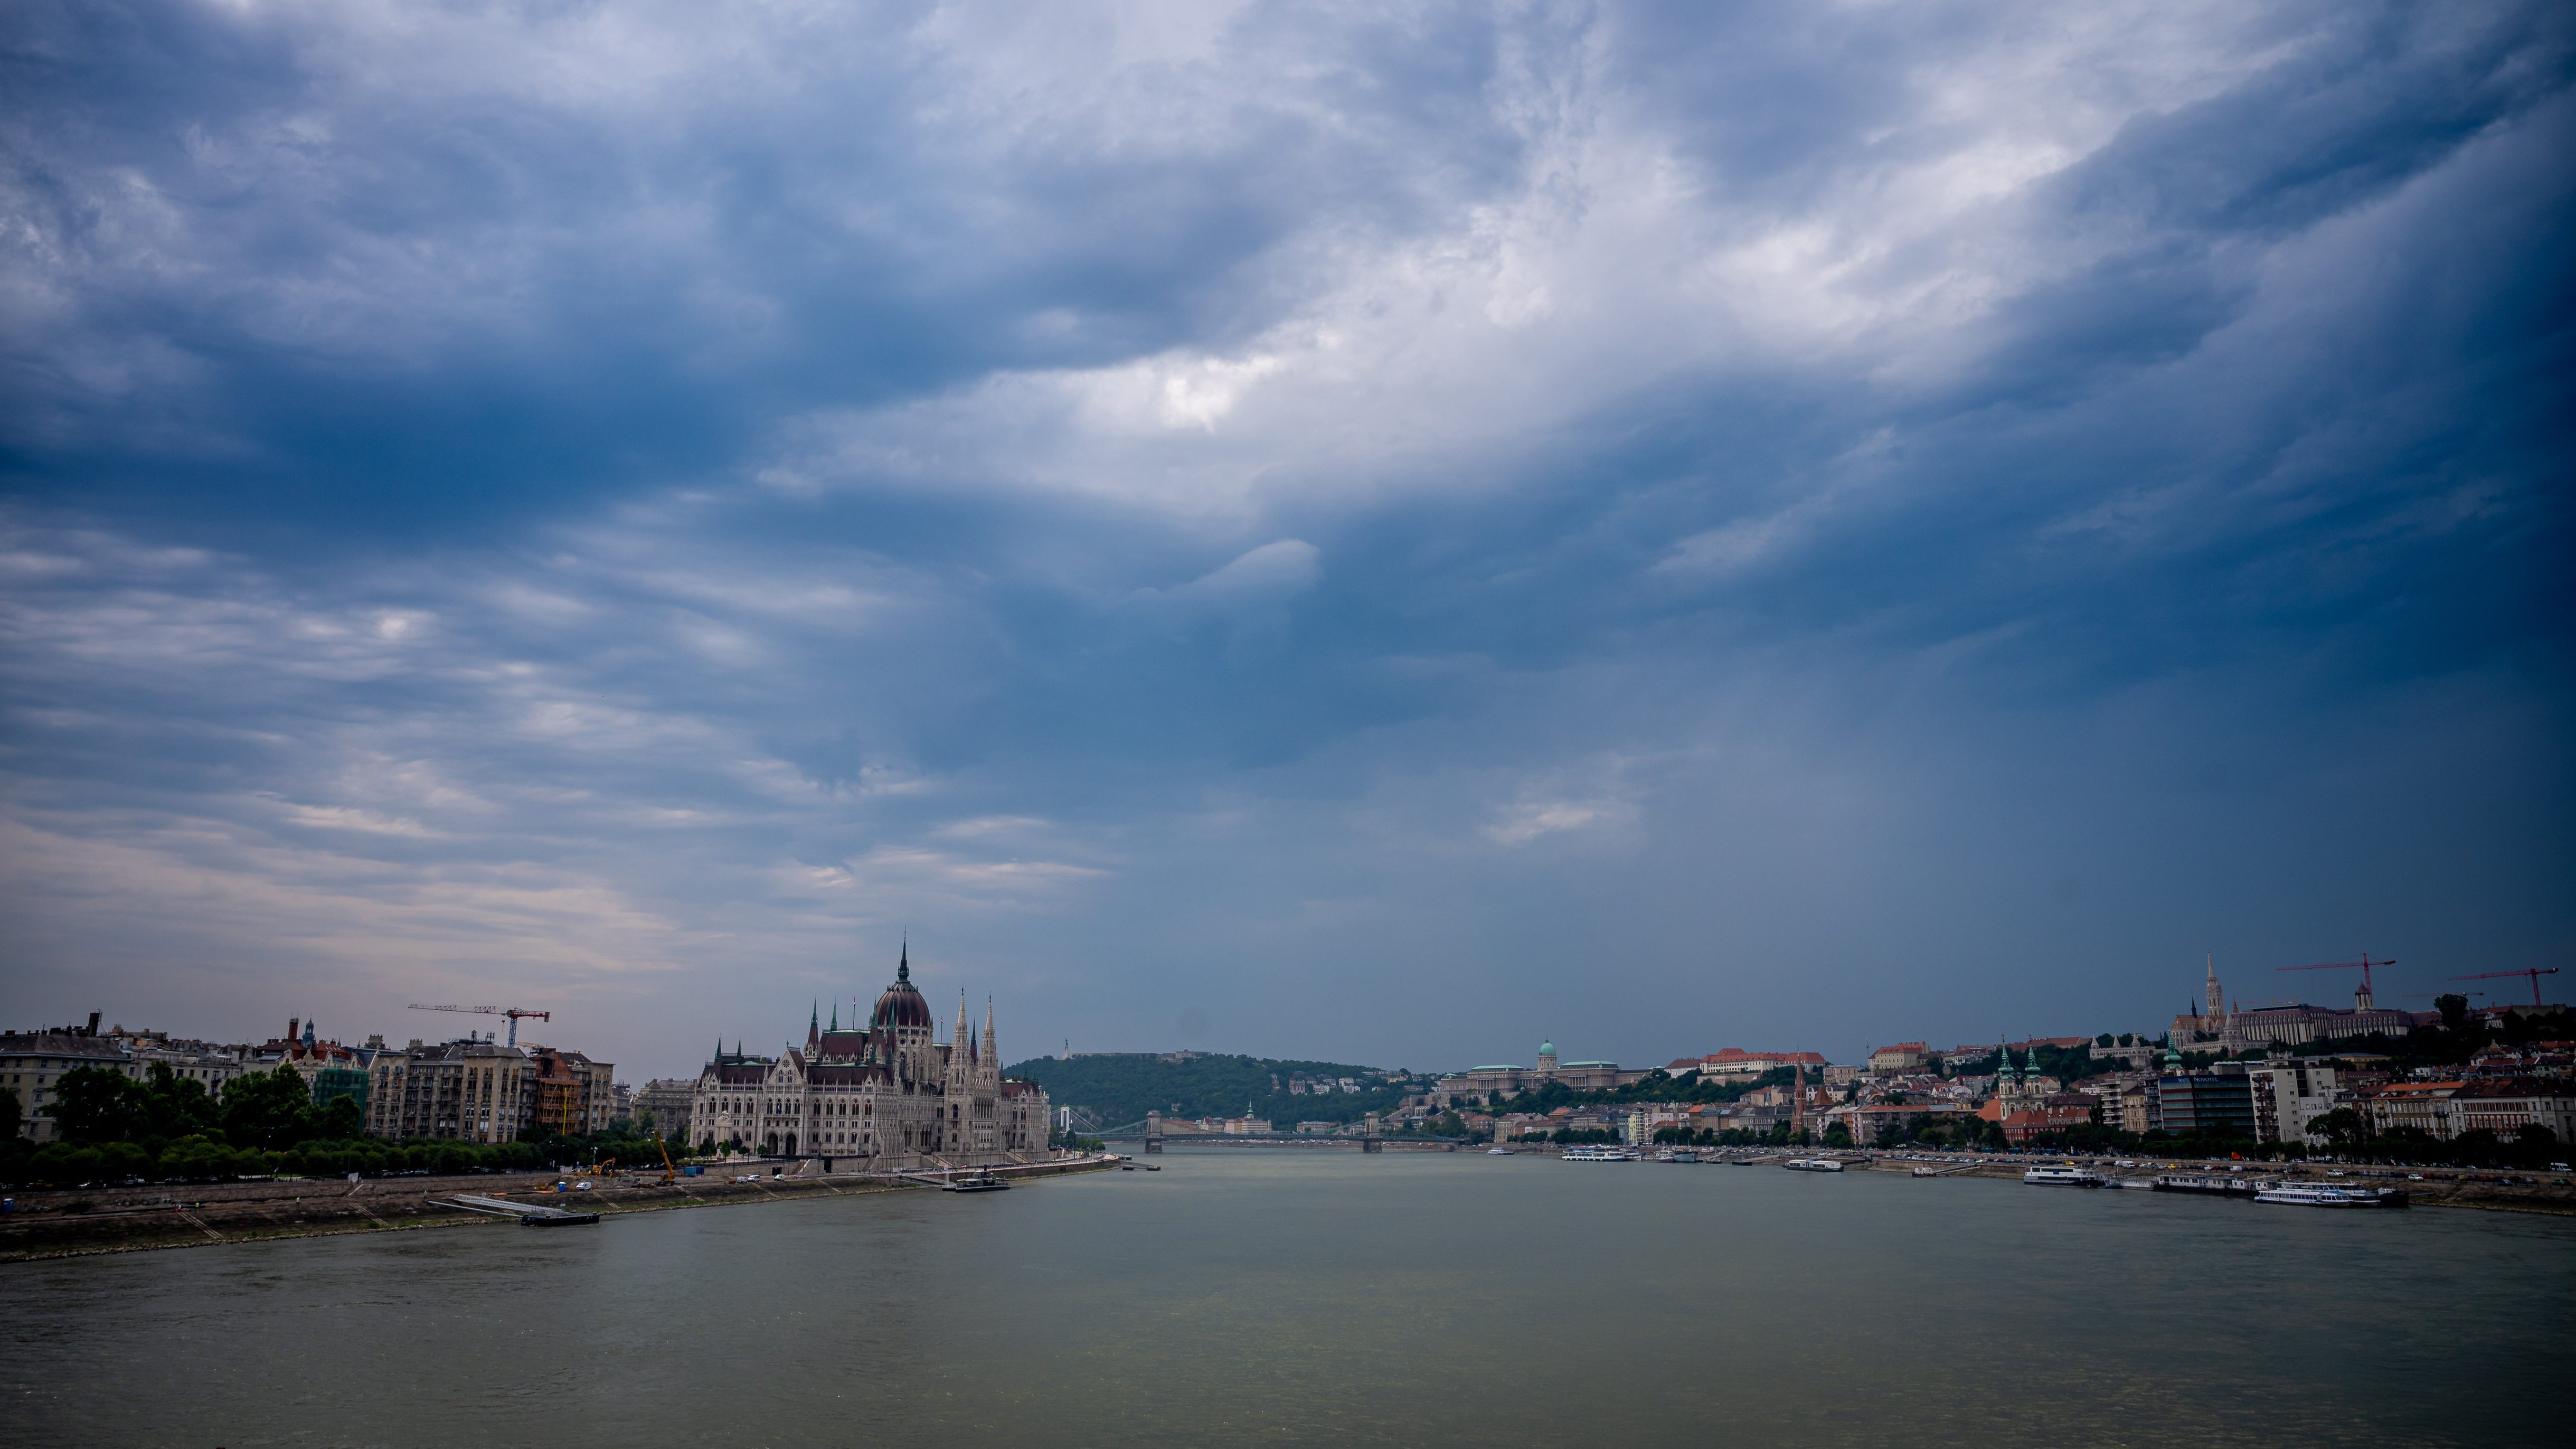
<box><xmin>1005</xmin><ymin>1052</ymin><xmax>1419</xmax><ymax>1130</ymax></box>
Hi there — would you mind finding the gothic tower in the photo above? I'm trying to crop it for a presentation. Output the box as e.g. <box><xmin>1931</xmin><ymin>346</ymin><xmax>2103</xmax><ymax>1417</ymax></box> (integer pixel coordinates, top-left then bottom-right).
<box><xmin>981</xmin><ymin>998</ymin><xmax>999</xmax><ymax>1087</ymax></box>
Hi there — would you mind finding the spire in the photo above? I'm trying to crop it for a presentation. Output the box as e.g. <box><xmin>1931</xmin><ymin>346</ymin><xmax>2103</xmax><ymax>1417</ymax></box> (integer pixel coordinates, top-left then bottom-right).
<box><xmin>898</xmin><ymin>934</ymin><xmax>910</xmax><ymax>983</ymax></box>
<box><xmin>983</xmin><ymin>995</ymin><xmax>997</xmax><ymax>1068</ymax></box>
<box><xmin>829</xmin><ymin>1003</ymin><xmax>838</xmax><ymax>1032</ymax></box>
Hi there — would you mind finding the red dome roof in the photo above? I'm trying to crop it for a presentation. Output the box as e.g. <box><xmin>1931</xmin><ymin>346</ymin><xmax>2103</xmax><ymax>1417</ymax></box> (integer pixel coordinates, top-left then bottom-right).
<box><xmin>872</xmin><ymin>945</ymin><xmax>933</xmax><ymax>1030</ymax></box>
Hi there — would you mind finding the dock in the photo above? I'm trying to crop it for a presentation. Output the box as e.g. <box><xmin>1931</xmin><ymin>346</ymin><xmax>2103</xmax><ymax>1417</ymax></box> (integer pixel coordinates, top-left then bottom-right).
<box><xmin>441</xmin><ymin>1193</ymin><xmax>602</xmax><ymax>1225</ymax></box>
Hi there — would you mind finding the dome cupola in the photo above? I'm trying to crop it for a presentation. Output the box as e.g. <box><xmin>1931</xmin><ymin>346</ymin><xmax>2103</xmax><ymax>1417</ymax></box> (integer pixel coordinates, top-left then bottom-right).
<box><xmin>872</xmin><ymin>940</ymin><xmax>934</xmax><ymax>1031</ymax></box>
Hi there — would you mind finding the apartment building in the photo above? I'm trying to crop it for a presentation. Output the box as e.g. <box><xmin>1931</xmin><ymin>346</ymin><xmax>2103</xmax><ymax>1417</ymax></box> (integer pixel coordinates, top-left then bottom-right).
<box><xmin>2247</xmin><ymin>1061</ymin><xmax>2345</xmax><ymax>1144</ymax></box>
<box><xmin>1</xmin><ymin>1017</ymin><xmax>131</xmax><ymax>1143</ymax></box>
<box><xmin>367</xmin><ymin>1039</ymin><xmax>534</xmax><ymax>1144</ymax></box>
<box><xmin>2363</xmin><ymin>1080</ymin><xmax>2459</xmax><ymax>1139</ymax></box>
<box><xmin>2365</xmin><ymin>1077</ymin><xmax>2575</xmax><ymax>1142</ymax></box>
<box><xmin>635</xmin><ymin>1078</ymin><xmax>697</xmax><ymax>1142</ymax></box>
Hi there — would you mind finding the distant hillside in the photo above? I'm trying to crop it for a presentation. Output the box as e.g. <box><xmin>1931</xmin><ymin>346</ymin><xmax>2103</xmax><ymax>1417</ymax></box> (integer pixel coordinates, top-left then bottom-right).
<box><xmin>1005</xmin><ymin>1052</ymin><xmax>1420</xmax><ymax>1130</ymax></box>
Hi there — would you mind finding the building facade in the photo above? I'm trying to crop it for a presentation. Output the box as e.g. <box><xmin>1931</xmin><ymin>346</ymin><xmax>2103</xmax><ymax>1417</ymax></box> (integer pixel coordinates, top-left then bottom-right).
<box><xmin>2363</xmin><ymin>1080</ymin><xmax>2461</xmax><ymax>1139</ymax></box>
<box><xmin>1828</xmin><ymin>1101</ymin><xmax>1971</xmax><ymax>1143</ymax></box>
<box><xmin>528</xmin><ymin>1048</ymin><xmax>616</xmax><ymax>1137</ymax></box>
<box><xmin>2363</xmin><ymin>1077</ymin><xmax>2574</xmax><ymax>1141</ymax></box>
<box><xmin>1433</xmin><ymin>1041</ymin><xmax>1659</xmax><ymax>1106</ymax></box>
<box><xmin>368</xmin><ymin>1040</ymin><xmax>528</xmax><ymax>1143</ymax></box>
<box><xmin>2446</xmin><ymin>1078</ymin><xmax>2576</xmax><ymax>1142</ymax></box>
<box><xmin>2097</xmin><ymin>1072</ymin><xmax>2160</xmax><ymax>1136</ymax></box>
<box><xmin>1689</xmin><ymin>1048</ymin><xmax>1831</xmax><ymax>1078</ymax></box>
<box><xmin>635</xmin><ymin>1077</ymin><xmax>697</xmax><ymax>1142</ymax></box>
<box><xmin>688</xmin><ymin>948</ymin><xmax>1050</xmax><ymax>1169</ymax></box>
<box><xmin>2</xmin><ymin>1018</ymin><xmax>133</xmax><ymax>1143</ymax></box>
<box><xmin>363</xmin><ymin>1033</ymin><xmax>619</xmax><ymax>1145</ymax></box>
<box><xmin>2247</xmin><ymin>1061</ymin><xmax>2346</xmax><ymax>1144</ymax></box>
<box><xmin>2156</xmin><ymin>1063</ymin><xmax>2260</xmax><ymax>1138</ymax></box>
<box><xmin>2169</xmin><ymin>957</ymin><xmax>2426</xmax><ymax>1052</ymax></box>
<box><xmin>249</xmin><ymin>1019</ymin><xmax>374</xmax><ymax>1118</ymax></box>
<box><xmin>1867</xmin><ymin>1042</ymin><xmax>1931</xmax><ymax>1074</ymax></box>
<box><xmin>108</xmin><ymin>1029</ymin><xmax>249</xmax><ymax>1102</ymax></box>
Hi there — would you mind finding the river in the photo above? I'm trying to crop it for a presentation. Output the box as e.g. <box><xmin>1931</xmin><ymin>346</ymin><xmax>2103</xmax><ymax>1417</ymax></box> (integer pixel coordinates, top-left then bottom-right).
<box><xmin>8</xmin><ymin>1149</ymin><xmax>2569</xmax><ymax>1446</ymax></box>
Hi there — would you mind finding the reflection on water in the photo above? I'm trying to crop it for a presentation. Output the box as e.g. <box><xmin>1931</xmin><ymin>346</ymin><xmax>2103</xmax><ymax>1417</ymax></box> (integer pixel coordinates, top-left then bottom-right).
<box><xmin>8</xmin><ymin>1149</ymin><xmax>2570</xmax><ymax>1447</ymax></box>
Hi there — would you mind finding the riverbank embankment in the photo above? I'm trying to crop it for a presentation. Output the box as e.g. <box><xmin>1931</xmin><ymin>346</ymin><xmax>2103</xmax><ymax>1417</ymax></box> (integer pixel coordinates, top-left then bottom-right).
<box><xmin>1542</xmin><ymin>1149</ymin><xmax>2576</xmax><ymax>1215</ymax></box>
<box><xmin>0</xmin><ymin>1154</ymin><xmax>1116</xmax><ymax>1263</ymax></box>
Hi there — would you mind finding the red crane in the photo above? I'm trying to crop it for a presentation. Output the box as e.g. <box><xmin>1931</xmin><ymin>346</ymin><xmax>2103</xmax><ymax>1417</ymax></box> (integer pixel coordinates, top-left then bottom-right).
<box><xmin>2276</xmin><ymin>954</ymin><xmax>2390</xmax><ymax>1010</ymax></box>
<box><xmin>409</xmin><ymin>1003</ymin><xmax>551</xmax><ymax>1047</ymax></box>
<box><xmin>2447</xmin><ymin>967</ymin><xmax>2561</xmax><ymax>1008</ymax></box>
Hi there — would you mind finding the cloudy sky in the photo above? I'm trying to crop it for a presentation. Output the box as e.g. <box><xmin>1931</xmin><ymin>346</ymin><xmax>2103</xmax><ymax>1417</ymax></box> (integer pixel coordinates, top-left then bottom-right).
<box><xmin>3</xmin><ymin>1</ymin><xmax>2569</xmax><ymax>1079</ymax></box>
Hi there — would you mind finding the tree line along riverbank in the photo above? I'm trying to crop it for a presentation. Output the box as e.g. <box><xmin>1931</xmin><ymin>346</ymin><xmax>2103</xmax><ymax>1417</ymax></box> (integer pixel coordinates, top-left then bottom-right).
<box><xmin>0</xmin><ymin>1061</ymin><xmax>702</xmax><ymax>1191</ymax></box>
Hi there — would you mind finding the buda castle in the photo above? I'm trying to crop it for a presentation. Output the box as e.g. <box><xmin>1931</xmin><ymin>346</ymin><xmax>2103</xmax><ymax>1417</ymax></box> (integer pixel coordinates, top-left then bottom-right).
<box><xmin>690</xmin><ymin>946</ymin><xmax>1050</xmax><ymax>1169</ymax></box>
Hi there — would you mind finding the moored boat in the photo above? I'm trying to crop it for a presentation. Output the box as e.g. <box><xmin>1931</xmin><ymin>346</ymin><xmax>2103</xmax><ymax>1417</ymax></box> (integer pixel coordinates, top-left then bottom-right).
<box><xmin>2023</xmin><ymin>1164</ymin><xmax>2106</xmax><ymax>1187</ymax></box>
<box><xmin>2254</xmin><ymin>1181</ymin><xmax>2405</xmax><ymax>1208</ymax></box>
<box><xmin>2152</xmin><ymin>1174</ymin><xmax>2259</xmax><ymax>1197</ymax></box>
<box><xmin>1782</xmin><ymin>1157</ymin><xmax>1845</xmax><ymax>1172</ymax></box>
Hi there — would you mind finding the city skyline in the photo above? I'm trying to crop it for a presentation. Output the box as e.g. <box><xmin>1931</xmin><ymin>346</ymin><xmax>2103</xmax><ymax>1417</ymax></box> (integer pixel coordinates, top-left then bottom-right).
<box><xmin>4</xmin><ymin>3</ymin><xmax>2570</xmax><ymax>1080</ymax></box>
<box><xmin>10</xmin><ymin>943</ymin><xmax>2521</xmax><ymax>1085</ymax></box>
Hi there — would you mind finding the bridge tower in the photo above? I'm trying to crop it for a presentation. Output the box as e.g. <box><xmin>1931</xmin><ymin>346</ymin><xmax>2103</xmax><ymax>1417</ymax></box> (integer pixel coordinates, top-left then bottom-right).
<box><xmin>1362</xmin><ymin>1111</ymin><xmax>1383</xmax><ymax>1153</ymax></box>
<box><xmin>1145</xmin><ymin>1110</ymin><xmax>1163</xmax><ymax>1154</ymax></box>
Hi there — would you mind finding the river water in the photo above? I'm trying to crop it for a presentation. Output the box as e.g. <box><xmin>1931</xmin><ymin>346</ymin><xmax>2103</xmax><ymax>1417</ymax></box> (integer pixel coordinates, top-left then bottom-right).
<box><xmin>9</xmin><ymin>1150</ymin><xmax>2570</xmax><ymax>1447</ymax></box>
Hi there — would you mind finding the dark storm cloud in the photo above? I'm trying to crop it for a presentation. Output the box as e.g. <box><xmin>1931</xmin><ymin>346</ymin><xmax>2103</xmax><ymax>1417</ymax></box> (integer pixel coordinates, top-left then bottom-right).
<box><xmin>0</xmin><ymin>0</ymin><xmax>1535</xmax><ymax>533</ymax></box>
<box><xmin>1</xmin><ymin>1</ymin><xmax>2569</xmax><ymax>1074</ymax></box>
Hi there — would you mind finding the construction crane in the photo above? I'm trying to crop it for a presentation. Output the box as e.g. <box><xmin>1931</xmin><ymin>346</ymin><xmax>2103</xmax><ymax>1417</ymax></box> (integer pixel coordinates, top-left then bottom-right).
<box><xmin>2276</xmin><ymin>955</ymin><xmax>2390</xmax><ymax>1010</ymax></box>
<box><xmin>407</xmin><ymin>1003</ymin><xmax>551</xmax><ymax>1047</ymax></box>
<box><xmin>2448</xmin><ymin>967</ymin><xmax>2561</xmax><ymax>1008</ymax></box>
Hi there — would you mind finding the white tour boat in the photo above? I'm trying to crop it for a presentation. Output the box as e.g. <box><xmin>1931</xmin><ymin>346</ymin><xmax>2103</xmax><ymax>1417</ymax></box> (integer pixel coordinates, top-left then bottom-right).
<box><xmin>1781</xmin><ymin>1157</ymin><xmax>1845</xmax><ymax>1172</ymax></box>
<box><xmin>2022</xmin><ymin>1164</ymin><xmax>2106</xmax><ymax>1187</ymax></box>
<box><xmin>2254</xmin><ymin>1181</ymin><xmax>2404</xmax><ymax>1208</ymax></box>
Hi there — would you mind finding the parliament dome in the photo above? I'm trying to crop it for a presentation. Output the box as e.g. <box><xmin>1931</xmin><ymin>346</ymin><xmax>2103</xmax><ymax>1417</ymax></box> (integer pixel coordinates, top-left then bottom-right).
<box><xmin>872</xmin><ymin>945</ymin><xmax>935</xmax><ymax>1031</ymax></box>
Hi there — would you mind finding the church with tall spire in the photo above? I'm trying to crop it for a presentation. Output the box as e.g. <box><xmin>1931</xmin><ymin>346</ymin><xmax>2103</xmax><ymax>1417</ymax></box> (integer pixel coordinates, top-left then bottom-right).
<box><xmin>687</xmin><ymin>942</ymin><xmax>1051</xmax><ymax>1168</ymax></box>
<box><xmin>2168</xmin><ymin>951</ymin><xmax>2423</xmax><ymax>1052</ymax></box>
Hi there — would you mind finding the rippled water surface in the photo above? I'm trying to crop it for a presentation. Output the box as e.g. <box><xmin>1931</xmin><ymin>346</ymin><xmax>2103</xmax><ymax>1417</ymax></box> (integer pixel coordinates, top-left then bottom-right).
<box><xmin>10</xmin><ymin>1150</ymin><xmax>2571</xmax><ymax>1447</ymax></box>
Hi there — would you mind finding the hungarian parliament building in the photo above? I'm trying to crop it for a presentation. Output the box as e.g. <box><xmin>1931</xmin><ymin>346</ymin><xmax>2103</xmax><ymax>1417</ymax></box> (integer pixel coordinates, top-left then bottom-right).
<box><xmin>689</xmin><ymin>947</ymin><xmax>1050</xmax><ymax>1169</ymax></box>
